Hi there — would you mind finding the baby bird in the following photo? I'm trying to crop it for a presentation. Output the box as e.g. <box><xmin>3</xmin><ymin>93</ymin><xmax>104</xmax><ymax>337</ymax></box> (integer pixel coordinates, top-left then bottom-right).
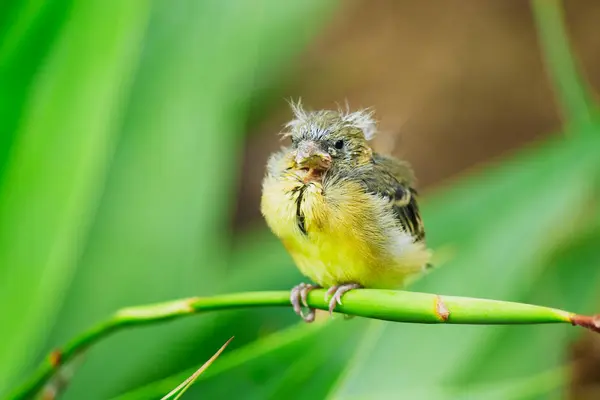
<box><xmin>261</xmin><ymin>102</ymin><xmax>431</xmax><ymax>322</ymax></box>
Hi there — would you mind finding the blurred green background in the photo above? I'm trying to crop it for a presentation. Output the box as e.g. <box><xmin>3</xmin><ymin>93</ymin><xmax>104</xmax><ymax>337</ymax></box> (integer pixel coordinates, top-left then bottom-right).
<box><xmin>1</xmin><ymin>0</ymin><xmax>600</xmax><ymax>399</ymax></box>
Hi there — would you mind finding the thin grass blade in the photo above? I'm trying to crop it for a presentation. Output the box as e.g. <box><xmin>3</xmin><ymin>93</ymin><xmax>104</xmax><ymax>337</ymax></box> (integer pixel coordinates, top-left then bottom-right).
<box><xmin>161</xmin><ymin>337</ymin><xmax>234</xmax><ymax>400</ymax></box>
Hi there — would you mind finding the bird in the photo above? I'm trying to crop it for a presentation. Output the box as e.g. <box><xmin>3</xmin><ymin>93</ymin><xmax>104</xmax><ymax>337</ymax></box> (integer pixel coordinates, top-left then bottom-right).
<box><xmin>260</xmin><ymin>101</ymin><xmax>431</xmax><ymax>322</ymax></box>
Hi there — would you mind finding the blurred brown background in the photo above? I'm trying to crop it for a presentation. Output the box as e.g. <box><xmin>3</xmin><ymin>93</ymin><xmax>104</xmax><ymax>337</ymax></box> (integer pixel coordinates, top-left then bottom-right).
<box><xmin>236</xmin><ymin>1</ymin><xmax>600</xmax><ymax>398</ymax></box>
<box><xmin>237</xmin><ymin>0</ymin><xmax>600</xmax><ymax>226</ymax></box>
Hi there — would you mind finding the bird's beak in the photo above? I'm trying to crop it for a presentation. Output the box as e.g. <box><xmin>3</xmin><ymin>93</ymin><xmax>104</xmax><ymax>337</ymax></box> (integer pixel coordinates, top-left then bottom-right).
<box><xmin>295</xmin><ymin>141</ymin><xmax>332</xmax><ymax>170</ymax></box>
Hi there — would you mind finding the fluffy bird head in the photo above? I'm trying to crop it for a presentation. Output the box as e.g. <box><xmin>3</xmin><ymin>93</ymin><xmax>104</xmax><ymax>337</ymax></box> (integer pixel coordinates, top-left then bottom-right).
<box><xmin>282</xmin><ymin>101</ymin><xmax>377</xmax><ymax>178</ymax></box>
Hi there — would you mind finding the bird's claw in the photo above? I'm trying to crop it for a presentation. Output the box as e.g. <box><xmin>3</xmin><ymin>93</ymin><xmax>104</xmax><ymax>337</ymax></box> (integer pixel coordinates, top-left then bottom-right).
<box><xmin>290</xmin><ymin>285</ymin><xmax>303</xmax><ymax>316</ymax></box>
<box><xmin>290</xmin><ymin>283</ymin><xmax>320</xmax><ymax>323</ymax></box>
<box><xmin>325</xmin><ymin>283</ymin><xmax>362</xmax><ymax>315</ymax></box>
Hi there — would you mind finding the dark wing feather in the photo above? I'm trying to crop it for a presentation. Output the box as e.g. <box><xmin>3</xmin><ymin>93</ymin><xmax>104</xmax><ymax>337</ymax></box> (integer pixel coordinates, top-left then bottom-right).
<box><xmin>392</xmin><ymin>186</ymin><xmax>425</xmax><ymax>242</ymax></box>
<box><xmin>352</xmin><ymin>154</ymin><xmax>426</xmax><ymax>242</ymax></box>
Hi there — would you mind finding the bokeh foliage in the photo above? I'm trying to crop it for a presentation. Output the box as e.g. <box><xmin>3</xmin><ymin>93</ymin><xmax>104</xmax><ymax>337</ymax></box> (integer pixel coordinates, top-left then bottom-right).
<box><xmin>1</xmin><ymin>0</ymin><xmax>599</xmax><ymax>399</ymax></box>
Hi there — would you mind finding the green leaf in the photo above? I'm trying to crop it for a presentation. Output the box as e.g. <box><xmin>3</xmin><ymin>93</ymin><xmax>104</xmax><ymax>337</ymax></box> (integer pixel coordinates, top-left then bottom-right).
<box><xmin>453</xmin><ymin>210</ymin><xmax>600</xmax><ymax>387</ymax></box>
<box><xmin>0</xmin><ymin>0</ymin><xmax>74</xmax><ymax>172</ymax></box>
<box><xmin>0</xmin><ymin>0</ymin><xmax>150</xmax><ymax>390</ymax></box>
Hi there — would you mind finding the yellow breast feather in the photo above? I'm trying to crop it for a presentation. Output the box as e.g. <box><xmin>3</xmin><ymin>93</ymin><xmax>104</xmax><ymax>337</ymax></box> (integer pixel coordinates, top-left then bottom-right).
<box><xmin>261</xmin><ymin>168</ymin><xmax>430</xmax><ymax>289</ymax></box>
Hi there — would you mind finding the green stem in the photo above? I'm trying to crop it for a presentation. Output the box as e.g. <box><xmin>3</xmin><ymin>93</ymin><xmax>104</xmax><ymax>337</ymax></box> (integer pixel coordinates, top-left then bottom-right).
<box><xmin>7</xmin><ymin>289</ymin><xmax>599</xmax><ymax>400</ymax></box>
<box><xmin>531</xmin><ymin>0</ymin><xmax>596</xmax><ymax>127</ymax></box>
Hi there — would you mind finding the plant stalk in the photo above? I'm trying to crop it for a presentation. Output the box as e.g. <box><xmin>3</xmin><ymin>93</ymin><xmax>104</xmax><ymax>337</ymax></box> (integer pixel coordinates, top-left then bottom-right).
<box><xmin>6</xmin><ymin>289</ymin><xmax>598</xmax><ymax>400</ymax></box>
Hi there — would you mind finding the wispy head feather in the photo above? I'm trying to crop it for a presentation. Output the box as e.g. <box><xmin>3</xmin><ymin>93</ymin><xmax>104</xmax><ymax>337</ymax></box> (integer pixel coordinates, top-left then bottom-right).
<box><xmin>282</xmin><ymin>99</ymin><xmax>377</xmax><ymax>141</ymax></box>
<box><xmin>281</xmin><ymin>98</ymin><xmax>308</xmax><ymax>138</ymax></box>
<box><xmin>287</xmin><ymin>98</ymin><xmax>308</xmax><ymax>122</ymax></box>
<box><xmin>339</xmin><ymin>106</ymin><xmax>377</xmax><ymax>140</ymax></box>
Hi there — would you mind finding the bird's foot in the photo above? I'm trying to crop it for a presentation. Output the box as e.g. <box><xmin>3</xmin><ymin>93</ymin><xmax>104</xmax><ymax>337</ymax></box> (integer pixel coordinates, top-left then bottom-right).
<box><xmin>324</xmin><ymin>283</ymin><xmax>362</xmax><ymax>315</ymax></box>
<box><xmin>290</xmin><ymin>283</ymin><xmax>320</xmax><ymax>323</ymax></box>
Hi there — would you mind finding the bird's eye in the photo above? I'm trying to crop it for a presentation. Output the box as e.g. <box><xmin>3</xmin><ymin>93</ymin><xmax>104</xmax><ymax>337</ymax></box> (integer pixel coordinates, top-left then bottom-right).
<box><xmin>334</xmin><ymin>140</ymin><xmax>344</xmax><ymax>149</ymax></box>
